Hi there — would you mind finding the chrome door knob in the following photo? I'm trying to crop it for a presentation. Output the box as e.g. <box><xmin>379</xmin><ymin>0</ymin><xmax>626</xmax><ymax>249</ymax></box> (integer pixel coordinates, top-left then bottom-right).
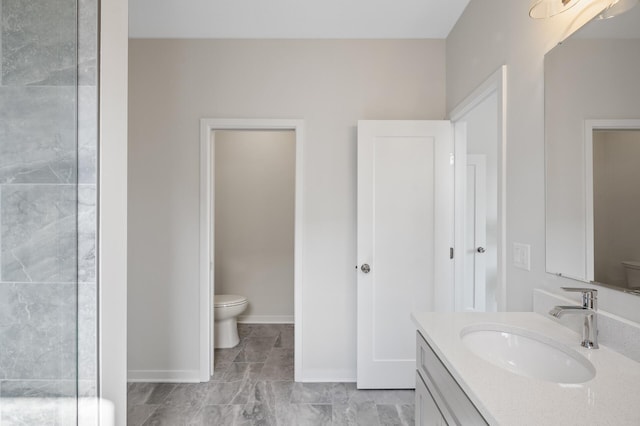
<box><xmin>361</xmin><ymin>264</ymin><xmax>371</xmax><ymax>273</ymax></box>
<box><xmin>477</xmin><ymin>247</ymin><xmax>486</xmax><ymax>253</ymax></box>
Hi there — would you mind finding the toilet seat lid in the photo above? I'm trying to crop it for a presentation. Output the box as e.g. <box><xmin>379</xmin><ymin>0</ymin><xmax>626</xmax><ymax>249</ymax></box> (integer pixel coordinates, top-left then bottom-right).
<box><xmin>622</xmin><ymin>261</ymin><xmax>640</xmax><ymax>269</ymax></box>
<box><xmin>214</xmin><ymin>294</ymin><xmax>248</xmax><ymax>307</ymax></box>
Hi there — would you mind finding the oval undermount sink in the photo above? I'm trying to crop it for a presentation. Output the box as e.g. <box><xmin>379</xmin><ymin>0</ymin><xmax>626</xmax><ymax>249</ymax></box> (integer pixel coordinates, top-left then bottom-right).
<box><xmin>460</xmin><ymin>325</ymin><xmax>596</xmax><ymax>384</ymax></box>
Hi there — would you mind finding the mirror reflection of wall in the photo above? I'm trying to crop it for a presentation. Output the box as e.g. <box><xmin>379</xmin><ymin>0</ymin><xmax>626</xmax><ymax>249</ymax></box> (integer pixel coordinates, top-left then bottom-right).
<box><xmin>544</xmin><ymin>5</ymin><xmax>640</xmax><ymax>294</ymax></box>
<box><xmin>593</xmin><ymin>130</ymin><xmax>640</xmax><ymax>291</ymax></box>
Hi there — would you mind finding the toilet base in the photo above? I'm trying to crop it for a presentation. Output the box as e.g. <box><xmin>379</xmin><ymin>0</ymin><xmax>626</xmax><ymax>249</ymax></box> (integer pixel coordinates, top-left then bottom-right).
<box><xmin>214</xmin><ymin>317</ymin><xmax>240</xmax><ymax>348</ymax></box>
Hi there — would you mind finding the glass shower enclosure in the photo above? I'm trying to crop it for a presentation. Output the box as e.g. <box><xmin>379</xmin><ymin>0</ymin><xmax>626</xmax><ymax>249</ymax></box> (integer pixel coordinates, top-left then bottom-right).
<box><xmin>0</xmin><ymin>0</ymin><xmax>98</xmax><ymax>424</ymax></box>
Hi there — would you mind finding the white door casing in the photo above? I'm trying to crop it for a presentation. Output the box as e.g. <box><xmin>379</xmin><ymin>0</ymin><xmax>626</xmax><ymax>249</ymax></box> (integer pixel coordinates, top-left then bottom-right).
<box><xmin>356</xmin><ymin>120</ymin><xmax>454</xmax><ymax>389</ymax></box>
<box><xmin>463</xmin><ymin>155</ymin><xmax>487</xmax><ymax>312</ymax></box>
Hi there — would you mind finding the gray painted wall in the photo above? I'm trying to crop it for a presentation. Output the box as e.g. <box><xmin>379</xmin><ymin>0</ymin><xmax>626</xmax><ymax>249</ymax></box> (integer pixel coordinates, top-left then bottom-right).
<box><xmin>446</xmin><ymin>0</ymin><xmax>640</xmax><ymax>321</ymax></box>
<box><xmin>128</xmin><ymin>39</ymin><xmax>446</xmax><ymax>380</ymax></box>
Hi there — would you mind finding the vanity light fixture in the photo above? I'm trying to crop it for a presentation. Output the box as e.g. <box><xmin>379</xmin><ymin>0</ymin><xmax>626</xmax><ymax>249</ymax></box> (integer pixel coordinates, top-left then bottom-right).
<box><xmin>529</xmin><ymin>0</ymin><xmax>581</xmax><ymax>18</ymax></box>
<box><xmin>597</xmin><ymin>0</ymin><xmax>639</xmax><ymax>19</ymax></box>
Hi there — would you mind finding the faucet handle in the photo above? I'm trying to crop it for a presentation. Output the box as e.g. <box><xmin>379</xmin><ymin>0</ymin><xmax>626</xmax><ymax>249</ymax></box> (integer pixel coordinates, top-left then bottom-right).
<box><xmin>561</xmin><ymin>287</ymin><xmax>597</xmax><ymax>309</ymax></box>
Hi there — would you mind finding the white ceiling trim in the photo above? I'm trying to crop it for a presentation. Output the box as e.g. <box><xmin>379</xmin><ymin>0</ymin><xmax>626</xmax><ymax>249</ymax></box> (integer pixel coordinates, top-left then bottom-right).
<box><xmin>129</xmin><ymin>0</ymin><xmax>471</xmax><ymax>39</ymax></box>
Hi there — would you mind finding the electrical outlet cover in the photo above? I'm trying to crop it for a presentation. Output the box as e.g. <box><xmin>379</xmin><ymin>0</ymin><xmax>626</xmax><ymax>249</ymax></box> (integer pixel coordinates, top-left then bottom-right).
<box><xmin>513</xmin><ymin>243</ymin><xmax>531</xmax><ymax>271</ymax></box>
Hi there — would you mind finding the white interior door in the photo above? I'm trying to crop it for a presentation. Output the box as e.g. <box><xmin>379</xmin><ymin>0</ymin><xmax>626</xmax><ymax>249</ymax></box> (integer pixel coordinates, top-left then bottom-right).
<box><xmin>357</xmin><ymin>120</ymin><xmax>453</xmax><ymax>389</ymax></box>
<box><xmin>463</xmin><ymin>155</ymin><xmax>487</xmax><ymax>312</ymax></box>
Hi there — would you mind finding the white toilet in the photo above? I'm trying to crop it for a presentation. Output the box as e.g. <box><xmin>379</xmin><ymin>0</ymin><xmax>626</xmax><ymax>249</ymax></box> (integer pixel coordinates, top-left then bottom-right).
<box><xmin>214</xmin><ymin>294</ymin><xmax>248</xmax><ymax>348</ymax></box>
<box><xmin>621</xmin><ymin>261</ymin><xmax>640</xmax><ymax>289</ymax></box>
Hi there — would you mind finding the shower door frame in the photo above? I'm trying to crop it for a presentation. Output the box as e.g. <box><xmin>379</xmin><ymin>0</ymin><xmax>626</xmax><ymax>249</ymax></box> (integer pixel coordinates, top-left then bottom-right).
<box><xmin>199</xmin><ymin>118</ymin><xmax>305</xmax><ymax>382</ymax></box>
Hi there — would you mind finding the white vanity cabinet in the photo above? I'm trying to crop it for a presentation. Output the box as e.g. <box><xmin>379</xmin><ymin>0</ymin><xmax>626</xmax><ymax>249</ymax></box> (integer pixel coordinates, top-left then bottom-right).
<box><xmin>415</xmin><ymin>331</ymin><xmax>488</xmax><ymax>426</ymax></box>
<box><xmin>416</xmin><ymin>371</ymin><xmax>446</xmax><ymax>426</ymax></box>
<box><xmin>412</xmin><ymin>311</ymin><xmax>640</xmax><ymax>425</ymax></box>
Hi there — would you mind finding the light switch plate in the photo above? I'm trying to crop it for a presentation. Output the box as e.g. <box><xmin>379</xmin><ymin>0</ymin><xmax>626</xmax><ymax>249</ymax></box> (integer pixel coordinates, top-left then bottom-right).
<box><xmin>513</xmin><ymin>243</ymin><xmax>531</xmax><ymax>271</ymax></box>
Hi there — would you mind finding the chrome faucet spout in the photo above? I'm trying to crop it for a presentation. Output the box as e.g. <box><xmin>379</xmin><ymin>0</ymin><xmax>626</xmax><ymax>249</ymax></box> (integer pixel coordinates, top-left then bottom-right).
<box><xmin>548</xmin><ymin>288</ymin><xmax>599</xmax><ymax>349</ymax></box>
<box><xmin>549</xmin><ymin>305</ymin><xmax>587</xmax><ymax>318</ymax></box>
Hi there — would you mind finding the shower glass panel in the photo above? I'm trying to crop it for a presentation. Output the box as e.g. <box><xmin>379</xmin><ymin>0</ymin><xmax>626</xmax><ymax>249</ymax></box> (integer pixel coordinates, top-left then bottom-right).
<box><xmin>0</xmin><ymin>0</ymin><xmax>98</xmax><ymax>424</ymax></box>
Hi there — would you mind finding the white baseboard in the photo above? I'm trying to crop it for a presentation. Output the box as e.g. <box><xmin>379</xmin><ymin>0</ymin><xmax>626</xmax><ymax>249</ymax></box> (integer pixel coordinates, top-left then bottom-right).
<box><xmin>300</xmin><ymin>369</ymin><xmax>356</xmax><ymax>383</ymax></box>
<box><xmin>238</xmin><ymin>315</ymin><xmax>294</xmax><ymax>324</ymax></box>
<box><xmin>127</xmin><ymin>370</ymin><xmax>202</xmax><ymax>383</ymax></box>
<box><xmin>301</xmin><ymin>377</ymin><xmax>357</xmax><ymax>383</ymax></box>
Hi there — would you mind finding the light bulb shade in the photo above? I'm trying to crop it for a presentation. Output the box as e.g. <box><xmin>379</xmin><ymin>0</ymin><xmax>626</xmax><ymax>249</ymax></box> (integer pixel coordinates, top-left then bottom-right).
<box><xmin>597</xmin><ymin>0</ymin><xmax>639</xmax><ymax>19</ymax></box>
<box><xmin>529</xmin><ymin>0</ymin><xmax>581</xmax><ymax>19</ymax></box>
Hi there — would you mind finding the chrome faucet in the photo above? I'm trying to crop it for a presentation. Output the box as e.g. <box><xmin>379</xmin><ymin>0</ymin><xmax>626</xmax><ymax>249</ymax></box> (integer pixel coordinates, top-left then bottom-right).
<box><xmin>549</xmin><ymin>287</ymin><xmax>599</xmax><ymax>349</ymax></box>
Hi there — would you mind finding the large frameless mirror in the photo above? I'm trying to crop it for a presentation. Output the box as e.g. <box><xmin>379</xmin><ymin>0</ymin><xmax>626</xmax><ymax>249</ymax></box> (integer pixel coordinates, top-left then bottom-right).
<box><xmin>545</xmin><ymin>4</ymin><xmax>640</xmax><ymax>294</ymax></box>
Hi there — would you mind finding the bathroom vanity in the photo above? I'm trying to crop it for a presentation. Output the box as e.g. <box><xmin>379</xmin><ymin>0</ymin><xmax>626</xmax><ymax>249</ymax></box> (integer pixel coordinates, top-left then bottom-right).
<box><xmin>412</xmin><ymin>312</ymin><xmax>640</xmax><ymax>425</ymax></box>
<box><xmin>415</xmin><ymin>329</ymin><xmax>487</xmax><ymax>425</ymax></box>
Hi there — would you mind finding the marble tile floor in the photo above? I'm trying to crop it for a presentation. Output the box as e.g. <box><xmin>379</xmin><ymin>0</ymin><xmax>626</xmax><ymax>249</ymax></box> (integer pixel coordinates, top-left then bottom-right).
<box><xmin>128</xmin><ymin>324</ymin><xmax>415</xmax><ymax>426</ymax></box>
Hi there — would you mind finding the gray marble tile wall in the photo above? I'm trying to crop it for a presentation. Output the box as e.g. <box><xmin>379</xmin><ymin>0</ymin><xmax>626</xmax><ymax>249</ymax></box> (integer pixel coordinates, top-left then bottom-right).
<box><xmin>0</xmin><ymin>0</ymin><xmax>98</xmax><ymax>423</ymax></box>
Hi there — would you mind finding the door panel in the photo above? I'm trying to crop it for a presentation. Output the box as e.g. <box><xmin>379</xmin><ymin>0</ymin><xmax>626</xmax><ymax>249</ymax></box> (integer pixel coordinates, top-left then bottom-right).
<box><xmin>463</xmin><ymin>155</ymin><xmax>487</xmax><ymax>312</ymax></box>
<box><xmin>373</xmin><ymin>136</ymin><xmax>434</xmax><ymax>359</ymax></box>
<box><xmin>357</xmin><ymin>120</ymin><xmax>453</xmax><ymax>389</ymax></box>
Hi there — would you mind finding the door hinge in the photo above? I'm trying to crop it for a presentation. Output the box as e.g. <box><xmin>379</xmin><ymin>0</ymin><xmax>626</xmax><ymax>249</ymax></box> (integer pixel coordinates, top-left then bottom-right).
<box><xmin>450</xmin><ymin>247</ymin><xmax>454</xmax><ymax>259</ymax></box>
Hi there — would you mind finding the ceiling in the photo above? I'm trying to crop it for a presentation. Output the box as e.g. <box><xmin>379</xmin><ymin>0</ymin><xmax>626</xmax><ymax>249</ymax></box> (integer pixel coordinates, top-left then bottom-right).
<box><xmin>129</xmin><ymin>0</ymin><xmax>471</xmax><ymax>39</ymax></box>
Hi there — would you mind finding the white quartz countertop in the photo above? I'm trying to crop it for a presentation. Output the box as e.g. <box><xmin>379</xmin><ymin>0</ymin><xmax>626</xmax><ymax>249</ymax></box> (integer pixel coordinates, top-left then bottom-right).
<box><xmin>411</xmin><ymin>312</ymin><xmax>640</xmax><ymax>426</ymax></box>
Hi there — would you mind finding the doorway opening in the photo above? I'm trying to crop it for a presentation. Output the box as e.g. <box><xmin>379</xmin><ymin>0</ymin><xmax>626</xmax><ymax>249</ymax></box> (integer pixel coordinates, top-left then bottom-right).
<box><xmin>584</xmin><ymin>120</ymin><xmax>640</xmax><ymax>290</ymax></box>
<box><xmin>450</xmin><ymin>66</ymin><xmax>507</xmax><ymax>312</ymax></box>
<box><xmin>199</xmin><ymin>119</ymin><xmax>304</xmax><ymax>382</ymax></box>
